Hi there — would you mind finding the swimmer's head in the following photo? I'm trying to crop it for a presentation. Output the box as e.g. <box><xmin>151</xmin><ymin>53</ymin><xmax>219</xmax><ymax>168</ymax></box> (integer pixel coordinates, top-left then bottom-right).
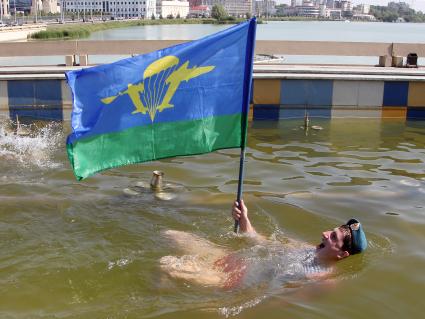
<box><xmin>316</xmin><ymin>218</ymin><xmax>367</xmax><ymax>262</ymax></box>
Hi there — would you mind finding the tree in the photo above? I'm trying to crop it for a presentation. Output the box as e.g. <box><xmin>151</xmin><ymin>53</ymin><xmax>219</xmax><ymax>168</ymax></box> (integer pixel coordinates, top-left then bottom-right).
<box><xmin>211</xmin><ymin>4</ymin><xmax>228</xmax><ymax>21</ymax></box>
<box><xmin>151</xmin><ymin>13</ymin><xmax>156</xmax><ymax>20</ymax></box>
<box><xmin>176</xmin><ymin>13</ymin><xmax>181</xmax><ymax>19</ymax></box>
<box><xmin>245</xmin><ymin>12</ymin><xmax>252</xmax><ymax>19</ymax></box>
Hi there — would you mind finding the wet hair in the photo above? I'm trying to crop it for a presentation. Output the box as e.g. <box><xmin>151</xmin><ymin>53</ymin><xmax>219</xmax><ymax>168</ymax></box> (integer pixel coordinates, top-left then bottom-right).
<box><xmin>339</xmin><ymin>225</ymin><xmax>353</xmax><ymax>254</ymax></box>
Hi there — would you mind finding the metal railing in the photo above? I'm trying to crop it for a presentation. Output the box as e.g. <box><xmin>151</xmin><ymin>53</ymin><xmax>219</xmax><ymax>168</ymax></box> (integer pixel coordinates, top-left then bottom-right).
<box><xmin>0</xmin><ymin>40</ymin><xmax>423</xmax><ymax>67</ymax></box>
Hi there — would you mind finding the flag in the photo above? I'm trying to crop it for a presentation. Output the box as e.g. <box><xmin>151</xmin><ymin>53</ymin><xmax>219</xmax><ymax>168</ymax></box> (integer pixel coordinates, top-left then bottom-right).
<box><xmin>66</xmin><ymin>19</ymin><xmax>256</xmax><ymax>180</ymax></box>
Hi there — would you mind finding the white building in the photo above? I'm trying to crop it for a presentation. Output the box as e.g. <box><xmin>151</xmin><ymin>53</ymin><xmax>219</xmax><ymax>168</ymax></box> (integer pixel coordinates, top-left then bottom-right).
<box><xmin>1</xmin><ymin>0</ymin><xmax>10</xmax><ymax>18</ymax></box>
<box><xmin>254</xmin><ymin>0</ymin><xmax>276</xmax><ymax>17</ymax></box>
<box><xmin>159</xmin><ymin>0</ymin><xmax>189</xmax><ymax>18</ymax></box>
<box><xmin>63</xmin><ymin>0</ymin><xmax>156</xmax><ymax>19</ymax></box>
<box><xmin>325</xmin><ymin>8</ymin><xmax>341</xmax><ymax>19</ymax></box>
<box><xmin>352</xmin><ymin>13</ymin><xmax>375</xmax><ymax>21</ymax></box>
<box><xmin>296</xmin><ymin>2</ymin><xmax>319</xmax><ymax>17</ymax></box>
<box><xmin>340</xmin><ymin>0</ymin><xmax>352</xmax><ymax>11</ymax></box>
<box><xmin>358</xmin><ymin>3</ymin><xmax>369</xmax><ymax>14</ymax></box>
<box><xmin>43</xmin><ymin>0</ymin><xmax>59</xmax><ymax>13</ymax></box>
<box><xmin>32</xmin><ymin>0</ymin><xmax>59</xmax><ymax>15</ymax></box>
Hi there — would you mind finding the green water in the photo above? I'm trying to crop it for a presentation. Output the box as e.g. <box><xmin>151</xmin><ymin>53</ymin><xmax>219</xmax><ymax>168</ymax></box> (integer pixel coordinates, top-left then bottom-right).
<box><xmin>0</xmin><ymin>117</ymin><xmax>424</xmax><ymax>318</ymax></box>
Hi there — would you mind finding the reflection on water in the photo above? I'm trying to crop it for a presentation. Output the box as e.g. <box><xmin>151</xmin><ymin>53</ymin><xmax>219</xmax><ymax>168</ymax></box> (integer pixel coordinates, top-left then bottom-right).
<box><xmin>0</xmin><ymin>116</ymin><xmax>424</xmax><ymax>318</ymax></box>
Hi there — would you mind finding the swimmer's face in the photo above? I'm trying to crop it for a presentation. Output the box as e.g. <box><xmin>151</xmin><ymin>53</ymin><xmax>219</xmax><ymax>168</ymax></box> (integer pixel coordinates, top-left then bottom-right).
<box><xmin>316</xmin><ymin>227</ymin><xmax>350</xmax><ymax>261</ymax></box>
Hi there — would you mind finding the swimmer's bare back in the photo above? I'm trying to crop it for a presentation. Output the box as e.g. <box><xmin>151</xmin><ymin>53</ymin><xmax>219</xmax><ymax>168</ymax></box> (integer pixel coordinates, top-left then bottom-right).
<box><xmin>160</xmin><ymin>230</ymin><xmax>230</xmax><ymax>287</ymax></box>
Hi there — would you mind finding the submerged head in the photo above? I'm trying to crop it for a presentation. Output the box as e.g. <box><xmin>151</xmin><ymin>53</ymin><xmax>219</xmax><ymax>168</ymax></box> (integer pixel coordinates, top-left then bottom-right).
<box><xmin>316</xmin><ymin>218</ymin><xmax>367</xmax><ymax>262</ymax></box>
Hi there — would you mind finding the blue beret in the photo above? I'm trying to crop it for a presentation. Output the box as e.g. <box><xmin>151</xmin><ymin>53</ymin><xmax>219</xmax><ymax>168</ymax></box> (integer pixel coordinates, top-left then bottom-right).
<box><xmin>346</xmin><ymin>218</ymin><xmax>367</xmax><ymax>254</ymax></box>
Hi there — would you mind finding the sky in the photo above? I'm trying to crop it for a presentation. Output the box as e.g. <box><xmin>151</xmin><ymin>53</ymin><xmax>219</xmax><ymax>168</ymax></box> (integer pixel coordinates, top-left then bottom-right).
<box><xmin>276</xmin><ymin>1</ymin><xmax>425</xmax><ymax>12</ymax></box>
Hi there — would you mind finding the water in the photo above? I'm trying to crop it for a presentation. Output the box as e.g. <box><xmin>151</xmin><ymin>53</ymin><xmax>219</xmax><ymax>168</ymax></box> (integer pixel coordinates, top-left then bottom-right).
<box><xmin>86</xmin><ymin>21</ymin><xmax>425</xmax><ymax>43</ymax></box>
<box><xmin>0</xmin><ymin>115</ymin><xmax>424</xmax><ymax>318</ymax></box>
<box><xmin>3</xmin><ymin>21</ymin><xmax>425</xmax><ymax>65</ymax></box>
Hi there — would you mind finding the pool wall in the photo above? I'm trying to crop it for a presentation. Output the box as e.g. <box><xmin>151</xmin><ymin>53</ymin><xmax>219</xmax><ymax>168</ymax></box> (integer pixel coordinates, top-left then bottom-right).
<box><xmin>252</xmin><ymin>79</ymin><xmax>425</xmax><ymax>120</ymax></box>
<box><xmin>1</xmin><ymin>73</ymin><xmax>425</xmax><ymax>121</ymax></box>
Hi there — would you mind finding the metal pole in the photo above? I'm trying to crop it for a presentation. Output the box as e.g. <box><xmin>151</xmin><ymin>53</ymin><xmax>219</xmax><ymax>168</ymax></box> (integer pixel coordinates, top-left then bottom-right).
<box><xmin>234</xmin><ymin>18</ymin><xmax>256</xmax><ymax>233</ymax></box>
<box><xmin>234</xmin><ymin>148</ymin><xmax>247</xmax><ymax>233</ymax></box>
<box><xmin>0</xmin><ymin>0</ymin><xmax>3</xmax><ymax>25</ymax></box>
<box><xmin>61</xmin><ymin>0</ymin><xmax>64</xmax><ymax>23</ymax></box>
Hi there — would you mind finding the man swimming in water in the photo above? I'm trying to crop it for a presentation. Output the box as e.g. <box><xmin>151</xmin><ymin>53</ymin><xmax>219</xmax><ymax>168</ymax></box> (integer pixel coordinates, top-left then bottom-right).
<box><xmin>160</xmin><ymin>200</ymin><xmax>367</xmax><ymax>288</ymax></box>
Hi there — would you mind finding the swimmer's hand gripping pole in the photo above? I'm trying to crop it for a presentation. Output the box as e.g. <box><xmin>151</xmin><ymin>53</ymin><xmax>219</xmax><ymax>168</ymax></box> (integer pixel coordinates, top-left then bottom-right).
<box><xmin>234</xmin><ymin>18</ymin><xmax>256</xmax><ymax>234</ymax></box>
<box><xmin>234</xmin><ymin>148</ymin><xmax>246</xmax><ymax>233</ymax></box>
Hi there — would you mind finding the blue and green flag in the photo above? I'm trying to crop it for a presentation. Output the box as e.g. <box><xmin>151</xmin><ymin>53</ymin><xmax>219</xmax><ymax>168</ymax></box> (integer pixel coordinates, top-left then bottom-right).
<box><xmin>66</xmin><ymin>19</ymin><xmax>256</xmax><ymax>180</ymax></box>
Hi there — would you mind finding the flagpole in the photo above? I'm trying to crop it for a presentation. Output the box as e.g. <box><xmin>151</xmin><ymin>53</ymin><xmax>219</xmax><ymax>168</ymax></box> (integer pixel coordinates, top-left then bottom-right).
<box><xmin>234</xmin><ymin>18</ymin><xmax>257</xmax><ymax>233</ymax></box>
<box><xmin>234</xmin><ymin>147</ymin><xmax>247</xmax><ymax>233</ymax></box>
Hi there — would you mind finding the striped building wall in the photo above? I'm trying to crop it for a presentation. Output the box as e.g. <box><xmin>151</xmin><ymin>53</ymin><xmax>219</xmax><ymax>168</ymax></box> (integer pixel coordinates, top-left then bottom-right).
<box><xmin>252</xmin><ymin>79</ymin><xmax>425</xmax><ymax>121</ymax></box>
<box><xmin>1</xmin><ymin>79</ymin><xmax>425</xmax><ymax>121</ymax></box>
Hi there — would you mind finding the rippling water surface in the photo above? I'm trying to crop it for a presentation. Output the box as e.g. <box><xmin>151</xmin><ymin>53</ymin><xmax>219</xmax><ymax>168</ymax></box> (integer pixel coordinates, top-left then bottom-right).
<box><xmin>0</xmin><ymin>116</ymin><xmax>424</xmax><ymax>318</ymax></box>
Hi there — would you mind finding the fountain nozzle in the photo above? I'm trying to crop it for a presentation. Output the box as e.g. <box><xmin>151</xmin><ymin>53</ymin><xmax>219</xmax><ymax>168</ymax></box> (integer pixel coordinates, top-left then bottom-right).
<box><xmin>150</xmin><ymin>170</ymin><xmax>164</xmax><ymax>191</ymax></box>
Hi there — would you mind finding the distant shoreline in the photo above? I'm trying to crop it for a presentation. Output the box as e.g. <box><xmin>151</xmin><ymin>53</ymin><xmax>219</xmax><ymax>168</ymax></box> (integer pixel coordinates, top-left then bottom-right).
<box><xmin>29</xmin><ymin>18</ymin><xmax>257</xmax><ymax>40</ymax></box>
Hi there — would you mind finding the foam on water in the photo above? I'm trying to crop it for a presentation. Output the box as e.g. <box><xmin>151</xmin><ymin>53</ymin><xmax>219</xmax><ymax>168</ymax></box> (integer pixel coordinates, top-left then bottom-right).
<box><xmin>0</xmin><ymin>119</ymin><xmax>64</xmax><ymax>170</ymax></box>
<box><xmin>218</xmin><ymin>296</ymin><xmax>266</xmax><ymax>317</ymax></box>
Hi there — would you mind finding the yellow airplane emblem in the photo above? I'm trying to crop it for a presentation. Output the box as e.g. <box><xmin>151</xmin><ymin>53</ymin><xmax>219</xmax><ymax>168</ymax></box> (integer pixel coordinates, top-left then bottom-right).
<box><xmin>101</xmin><ymin>55</ymin><xmax>215</xmax><ymax>122</ymax></box>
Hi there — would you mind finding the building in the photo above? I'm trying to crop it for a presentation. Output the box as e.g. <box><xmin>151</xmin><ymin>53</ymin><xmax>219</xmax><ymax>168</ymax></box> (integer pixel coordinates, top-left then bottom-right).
<box><xmin>325</xmin><ymin>8</ymin><xmax>341</xmax><ymax>19</ymax></box>
<box><xmin>158</xmin><ymin>0</ymin><xmax>189</xmax><ymax>18</ymax></box>
<box><xmin>352</xmin><ymin>13</ymin><xmax>375</xmax><ymax>21</ymax></box>
<box><xmin>296</xmin><ymin>1</ymin><xmax>319</xmax><ymax>17</ymax></box>
<box><xmin>10</xmin><ymin>0</ymin><xmax>32</xmax><ymax>14</ymax></box>
<box><xmin>325</xmin><ymin>0</ymin><xmax>334</xmax><ymax>8</ymax></box>
<box><xmin>210</xmin><ymin>0</ymin><xmax>252</xmax><ymax>17</ymax></box>
<box><xmin>189</xmin><ymin>4</ymin><xmax>209</xmax><ymax>17</ymax></box>
<box><xmin>340</xmin><ymin>0</ymin><xmax>352</xmax><ymax>11</ymax></box>
<box><xmin>254</xmin><ymin>0</ymin><xmax>276</xmax><ymax>17</ymax></box>
<box><xmin>358</xmin><ymin>3</ymin><xmax>369</xmax><ymax>14</ymax></box>
<box><xmin>1</xmin><ymin>0</ymin><xmax>10</xmax><ymax>18</ymax></box>
<box><xmin>188</xmin><ymin>0</ymin><xmax>201</xmax><ymax>6</ymax></box>
<box><xmin>63</xmin><ymin>0</ymin><xmax>156</xmax><ymax>19</ymax></box>
<box><xmin>42</xmin><ymin>0</ymin><xmax>59</xmax><ymax>13</ymax></box>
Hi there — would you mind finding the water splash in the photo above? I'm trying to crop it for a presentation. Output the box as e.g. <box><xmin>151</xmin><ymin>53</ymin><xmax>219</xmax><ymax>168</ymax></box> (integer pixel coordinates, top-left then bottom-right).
<box><xmin>107</xmin><ymin>258</ymin><xmax>133</xmax><ymax>270</ymax></box>
<box><xmin>0</xmin><ymin>118</ymin><xmax>64</xmax><ymax>169</ymax></box>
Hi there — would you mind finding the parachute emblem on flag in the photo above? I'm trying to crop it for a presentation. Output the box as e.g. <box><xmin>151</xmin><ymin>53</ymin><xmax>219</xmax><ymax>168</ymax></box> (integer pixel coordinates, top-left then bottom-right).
<box><xmin>101</xmin><ymin>55</ymin><xmax>215</xmax><ymax>122</ymax></box>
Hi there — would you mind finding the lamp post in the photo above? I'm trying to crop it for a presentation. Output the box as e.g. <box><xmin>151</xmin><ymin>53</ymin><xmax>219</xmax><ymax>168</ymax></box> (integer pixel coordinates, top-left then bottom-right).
<box><xmin>33</xmin><ymin>0</ymin><xmax>38</xmax><ymax>24</ymax></box>
<box><xmin>60</xmin><ymin>0</ymin><xmax>65</xmax><ymax>23</ymax></box>
<box><xmin>14</xmin><ymin>0</ymin><xmax>17</xmax><ymax>23</ymax></box>
<box><xmin>0</xmin><ymin>0</ymin><xmax>3</xmax><ymax>25</ymax></box>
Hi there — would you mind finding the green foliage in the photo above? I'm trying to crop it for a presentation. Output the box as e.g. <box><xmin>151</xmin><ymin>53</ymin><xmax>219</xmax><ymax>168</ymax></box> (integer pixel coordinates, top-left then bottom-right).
<box><xmin>29</xmin><ymin>18</ymin><xmax>247</xmax><ymax>40</ymax></box>
<box><xmin>151</xmin><ymin>13</ymin><xmax>156</xmax><ymax>20</ymax></box>
<box><xmin>245</xmin><ymin>12</ymin><xmax>252</xmax><ymax>19</ymax></box>
<box><xmin>30</xmin><ymin>28</ymin><xmax>90</xmax><ymax>39</ymax></box>
<box><xmin>370</xmin><ymin>3</ymin><xmax>425</xmax><ymax>22</ymax></box>
<box><xmin>176</xmin><ymin>13</ymin><xmax>181</xmax><ymax>19</ymax></box>
<box><xmin>167</xmin><ymin>14</ymin><xmax>174</xmax><ymax>19</ymax></box>
<box><xmin>211</xmin><ymin>4</ymin><xmax>228</xmax><ymax>21</ymax></box>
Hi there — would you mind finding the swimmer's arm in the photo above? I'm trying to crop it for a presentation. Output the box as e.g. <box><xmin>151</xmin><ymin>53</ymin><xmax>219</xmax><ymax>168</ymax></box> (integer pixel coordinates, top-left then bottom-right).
<box><xmin>232</xmin><ymin>200</ymin><xmax>268</xmax><ymax>243</ymax></box>
<box><xmin>305</xmin><ymin>269</ymin><xmax>333</xmax><ymax>280</ymax></box>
